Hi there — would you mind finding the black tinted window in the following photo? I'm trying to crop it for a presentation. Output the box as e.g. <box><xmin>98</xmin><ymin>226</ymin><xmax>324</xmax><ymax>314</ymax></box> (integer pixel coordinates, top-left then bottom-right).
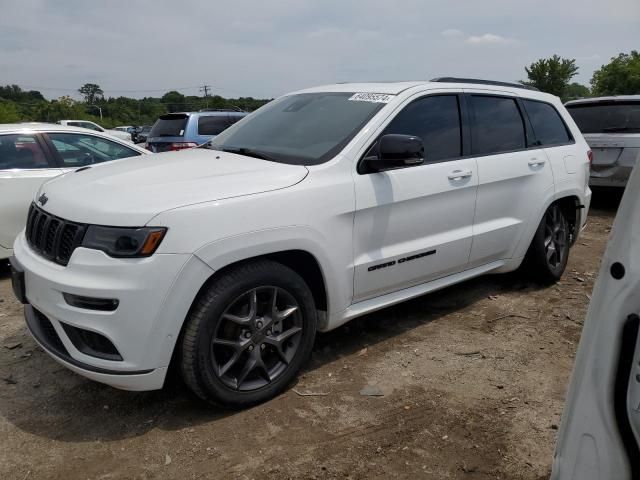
<box><xmin>150</xmin><ymin>115</ymin><xmax>188</xmax><ymax>137</ymax></box>
<box><xmin>566</xmin><ymin>102</ymin><xmax>640</xmax><ymax>133</ymax></box>
<box><xmin>383</xmin><ymin>95</ymin><xmax>461</xmax><ymax>162</ymax></box>
<box><xmin>198</xmin><ymin>116</ymin><xmax>231</xmax><ymax>136</ymax></box>
<box><xmin>471</xmin><ymin>96</ymin><xmax>526</xmax><ymax>155</ymax></box>
<box><xmin>48</xmin><ymin>133</ymin><xmax>140</xmax><ymax>167</ymax></box>
<box><xmin>523</xmin><ymin>100</ymin><xmax>571</xmax><ymax>146</ymax></box>
<box><xmin>0</xmin><ymin>134</ymin><xmax>50</xmax><ymax>169</ymax></box>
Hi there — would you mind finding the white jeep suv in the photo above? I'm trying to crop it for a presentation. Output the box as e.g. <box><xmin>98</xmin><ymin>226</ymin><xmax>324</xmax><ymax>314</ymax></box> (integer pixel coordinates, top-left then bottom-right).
<box><xmin>10</xmin><ymin>79</ymin><xmax>592</xmax><ymax>407</ymax></box>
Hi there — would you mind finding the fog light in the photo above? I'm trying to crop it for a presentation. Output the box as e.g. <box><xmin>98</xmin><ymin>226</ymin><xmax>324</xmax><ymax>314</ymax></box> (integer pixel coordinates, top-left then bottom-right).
<box><xmin>63</xmin><ymin>293</ymin><xmax>119</xmax><ymax>312</ymax></box>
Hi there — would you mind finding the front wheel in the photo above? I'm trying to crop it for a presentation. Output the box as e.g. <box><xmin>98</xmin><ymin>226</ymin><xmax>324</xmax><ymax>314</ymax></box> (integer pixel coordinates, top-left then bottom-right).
<box><xmin>179</xmin><ymin>260</ymin><xmax>317</xmax><ymax>408</ymax></box>
<box><xmin>521</xmin><ymin>204</ymin><xmax>570</xmax><ymax>284</ymax></box>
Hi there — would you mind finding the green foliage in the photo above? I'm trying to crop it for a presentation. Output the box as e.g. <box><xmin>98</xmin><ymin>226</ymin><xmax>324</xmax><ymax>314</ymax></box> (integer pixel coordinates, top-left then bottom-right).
<box><xmin>591</xmin><ymin>51</ymin><xmax>640</xmax><ymax>96</ymax></box>
<box><xmin>0</xmin><ymin>101</ymin><xmax>21</xmax><ymax>123</ymax></box>
<box><xmin>78</xmin><ymin>83</ymin><xmax>104</xmax><ymax>104</ymax></box>
<box><xmin>564</xmin><ymin>82</ymin><xmax>591</xmax><ymax>100</ymax></box>
<box><xmin>0</xmin><ymin>84</ymin><xmax>44</xmax><ymax>102</ymax></box>
<box><xmin>0</xmin><ymin>83</ymin><xmax>272</xmax><ymax>128</ymax></box>
<box><xmin>522</xmin><ymin>55</ymin><xmax>579</xmax><ymax>99</ymax></box>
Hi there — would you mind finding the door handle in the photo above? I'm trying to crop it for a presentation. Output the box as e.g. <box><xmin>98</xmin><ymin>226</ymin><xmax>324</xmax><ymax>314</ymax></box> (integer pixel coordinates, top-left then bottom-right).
<box><xmin>448</xmin><ymin>169</ymin><xmax>472</xmax><ymax>181</ymax></box>
<box><xmin>528</xmin><ymin>158</ymin><xmax>546</xmax><ymax>167</ymax></box>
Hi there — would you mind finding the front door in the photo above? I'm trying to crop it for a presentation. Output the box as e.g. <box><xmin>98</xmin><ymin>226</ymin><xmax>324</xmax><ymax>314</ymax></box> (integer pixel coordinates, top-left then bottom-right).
<box><xmin>551</xmin><ymin>162</ymin><xmax>640</xmax><ymax>480</ymax></box>
<box><xmin>353</xmin><ymin>93</ymin><xmax>478</xmax><ymax>302</ymax></box>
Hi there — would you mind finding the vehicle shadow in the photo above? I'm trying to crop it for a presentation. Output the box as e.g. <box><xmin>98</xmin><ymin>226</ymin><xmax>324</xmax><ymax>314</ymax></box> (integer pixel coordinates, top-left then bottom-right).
<box><xmin>0</xmin><ymin>259</ymin><xmax>10</xmax><ymax>279</ymax></box>
<box><xmin>589</xmin><ymin>186</ymin><xmax>624</xmax><ymax>213</ymax></box>
<box><xmin>0</xmin><ymin>270</ymin><xmax>544</xmax><ymax>443</ymax></box>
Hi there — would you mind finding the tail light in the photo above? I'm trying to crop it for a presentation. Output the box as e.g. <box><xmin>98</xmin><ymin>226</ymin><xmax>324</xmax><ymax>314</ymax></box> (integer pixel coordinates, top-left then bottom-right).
<box><xmin>587</xmin><ymin>150</ymin><xmax>593</xmax><ymax>165</ymax></box>
<box><xmin>169</xmin><ymin>142</ymin><xmax>197</xmax><ymax>151</ymax></box>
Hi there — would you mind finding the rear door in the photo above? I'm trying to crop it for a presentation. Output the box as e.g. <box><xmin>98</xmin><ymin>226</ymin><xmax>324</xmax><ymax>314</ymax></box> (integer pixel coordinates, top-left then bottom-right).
<box><xmin>0</xmin><ymin>133</ymin><xmax>61</xmax><ymax>250</ymax></box>
<box><xmin>353</xmin><ymin>93</ymin><xmax>478</xmax><ymax>301</ymax></box>
<box><xmin>465</xmin><ymin>92</ymin><xmax>555</xmax><ymax>267</ymax></box>
<box><xmin>551</xmin><ymin>163</ymin><xmax>640</xmax><ymax>480</ymax></box>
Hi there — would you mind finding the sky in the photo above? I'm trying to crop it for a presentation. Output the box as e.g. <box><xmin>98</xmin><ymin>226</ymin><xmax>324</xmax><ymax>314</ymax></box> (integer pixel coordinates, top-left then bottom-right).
<box><xmin>1</xmin><ymin>0</ymin><xmax>638</xmax><ymax>100</ymax></box>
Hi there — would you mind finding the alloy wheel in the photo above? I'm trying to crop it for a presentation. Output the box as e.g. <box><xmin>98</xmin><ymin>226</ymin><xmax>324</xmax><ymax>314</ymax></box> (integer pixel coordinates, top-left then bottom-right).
<box><xmin>544</xmin><ymin>205</ymin><xmax>568</xmax><ymax>270</ymax></box>
<box><xmin>211</xmin><ymin>286</ymin><xmax>303</xmax><ymax>391</ymax></box>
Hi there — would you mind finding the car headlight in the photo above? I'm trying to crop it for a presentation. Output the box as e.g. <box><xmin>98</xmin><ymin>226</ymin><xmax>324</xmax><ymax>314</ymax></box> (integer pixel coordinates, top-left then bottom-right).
<box><xmin>82</xmin><ymin>226</ymin><xmax>167</xmax><ymax>258</ymax></box>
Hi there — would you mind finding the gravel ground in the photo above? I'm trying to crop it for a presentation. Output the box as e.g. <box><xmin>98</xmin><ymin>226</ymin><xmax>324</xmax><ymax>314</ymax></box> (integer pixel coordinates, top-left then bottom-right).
<box><xmin>0</xmin><ymin>191</ymin><xmax>622</xmax><ymax>480</ymax></box>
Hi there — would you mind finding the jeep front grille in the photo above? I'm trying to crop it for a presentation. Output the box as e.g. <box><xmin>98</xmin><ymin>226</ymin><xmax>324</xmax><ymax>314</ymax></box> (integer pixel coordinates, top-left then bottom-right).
<box><xmin>25</xmin><ymin>203</ymin><xmax>86</xmax><ymax>266</ymax></box>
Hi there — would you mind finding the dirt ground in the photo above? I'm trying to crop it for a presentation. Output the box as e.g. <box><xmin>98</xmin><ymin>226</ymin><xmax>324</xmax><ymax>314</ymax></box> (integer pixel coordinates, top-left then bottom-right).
<box><xmin>0</xmin><ymin>191</ymin><xmax>623</xmax><ymax>480</ymax></box>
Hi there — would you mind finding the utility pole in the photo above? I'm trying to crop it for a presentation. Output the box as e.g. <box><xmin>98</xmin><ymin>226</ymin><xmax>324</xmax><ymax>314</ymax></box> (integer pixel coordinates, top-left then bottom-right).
<box><xmin>200</xmin><ymin>84</ymin><xmax>212</xmax><ymax>109</ymax></box>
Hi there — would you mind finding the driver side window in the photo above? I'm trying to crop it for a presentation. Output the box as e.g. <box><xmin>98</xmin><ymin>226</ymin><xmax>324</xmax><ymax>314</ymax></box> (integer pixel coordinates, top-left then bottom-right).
<box><xmin>383</xmin><ymin>95</ymin><xmax>462</xmax><ymax>163</ymax></box>
<box><xmin>47</xmin><ymin>133</ymin><xmax>141</xmax><ymax>167</ymax></box>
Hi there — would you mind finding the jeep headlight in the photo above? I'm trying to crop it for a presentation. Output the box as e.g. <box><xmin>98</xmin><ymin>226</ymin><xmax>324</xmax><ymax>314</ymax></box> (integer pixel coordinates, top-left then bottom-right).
<box><xmin>82</xmin><ymin>226</ymin><xmax>167</xmax><ymax>258</ymax></box>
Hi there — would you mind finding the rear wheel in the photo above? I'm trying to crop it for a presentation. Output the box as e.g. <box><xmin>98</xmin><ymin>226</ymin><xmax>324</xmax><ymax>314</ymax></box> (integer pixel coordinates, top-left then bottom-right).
<box><xmin>179</xmin><ymin>260</ymin><xmax>317</xmax><ymax>408</ymax></box>
<box><xmin>522</xmin><ymin>203</ymin><xmax>570</xmax><ymax>283</ymax></box>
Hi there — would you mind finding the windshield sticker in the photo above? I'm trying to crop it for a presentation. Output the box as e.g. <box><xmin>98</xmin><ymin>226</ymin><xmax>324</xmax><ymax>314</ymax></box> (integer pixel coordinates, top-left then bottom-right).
<box><xmin>348</xmin><ymin>93</ymin><xmax>394</xmax><ymax>104</ymax></box>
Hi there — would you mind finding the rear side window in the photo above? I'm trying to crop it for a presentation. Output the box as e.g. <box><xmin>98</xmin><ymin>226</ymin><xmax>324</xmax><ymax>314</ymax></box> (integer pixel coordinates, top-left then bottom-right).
<box><xmin>150</xmin><ymin>114</ymin><xmax>188</xmax><ymax>137</ymax></box>
<box><xmin>383</xmin><ymin>95</ymin><xmax>462</xmax><ymax>162</ymax></box>
<box><xmin>0</xmin><ymin>134</ymin><xmax>50</xmax><ymax>169</ymax></box>
<box><xmin>471</xmin><ymin>96</ymin><xmax>526</xmax><ymax>155</ymax></box>
<box><xmin>198</xmin><ymin>116</ymin><xmax>232</xmax><ymax>136</ymax></box>
<box><xmin>523</xmin><ymin>100</ymin><xmax>572</xmax><ymax>146</ymax></box>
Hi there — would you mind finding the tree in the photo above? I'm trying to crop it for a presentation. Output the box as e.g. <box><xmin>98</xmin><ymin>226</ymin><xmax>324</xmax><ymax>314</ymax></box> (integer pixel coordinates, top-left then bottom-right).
<box><xmin>522</xmin><ymin>55</ymin><xmax>579</xmax><ymax>98</ymax></box>
<box><xmin>161</xmin><ymin>90</ymin><xmax>186</xmax><ymax>112</ymax></box>
<box><xmin>78</xmin><ymin>83</ymin><xmax>104</xmax><ymax>104</ymax></box>
<box><xmin>591</xmin><ymin>51</ymin><xmax>640</xmax><ymax>96</ymax></box>
<box><xmin>0</xmin><ymin>101</ymin><xmax>21</xmax><ymax>122</ymax></box>
<box><xmin>564</xmin><ymin>82</ymin><xmax>591</xmax><ymax>100</ymax></box>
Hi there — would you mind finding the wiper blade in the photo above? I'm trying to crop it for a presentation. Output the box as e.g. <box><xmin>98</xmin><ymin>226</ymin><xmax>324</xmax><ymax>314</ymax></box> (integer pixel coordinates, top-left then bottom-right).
<box><xmin>220</xmin><ymin>147</ymin><xmax>279</xmax><ymax>162</ymax></box>
<box><xmin>602</xmin><ymin>126</ymin><xmax>637</xmax><ymax>132</ymax></box>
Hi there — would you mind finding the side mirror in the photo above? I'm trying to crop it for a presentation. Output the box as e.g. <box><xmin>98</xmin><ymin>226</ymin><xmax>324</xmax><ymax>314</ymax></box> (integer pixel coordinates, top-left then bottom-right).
<box><xmin>362</xmin><ymin>134</ymin><xmax>424</xmax><ymax>173</ymax></box>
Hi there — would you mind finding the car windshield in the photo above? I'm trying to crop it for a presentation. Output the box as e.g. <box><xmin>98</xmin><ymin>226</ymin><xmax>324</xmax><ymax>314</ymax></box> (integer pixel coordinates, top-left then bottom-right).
<box><xmin>207</xmin><ymin>92</ymin><xmax>388</xmax><ymax>165</ymax></box>
<box><xmin>567</xmin><ymin>101</ymin><xmax>640</xmax><ymax>133</ymax></box>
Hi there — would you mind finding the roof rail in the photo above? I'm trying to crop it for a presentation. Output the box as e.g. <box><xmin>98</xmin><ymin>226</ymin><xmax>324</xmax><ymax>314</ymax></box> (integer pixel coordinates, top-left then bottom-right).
<box><xmin>430</xmin><ymin>77</ymin><xmax>539</xmax><ymax>91</ymax></box>
<box><xmin>198</xmin><ymin>108</ymin><xmax>246</xmax><ymax>113</ymax></box>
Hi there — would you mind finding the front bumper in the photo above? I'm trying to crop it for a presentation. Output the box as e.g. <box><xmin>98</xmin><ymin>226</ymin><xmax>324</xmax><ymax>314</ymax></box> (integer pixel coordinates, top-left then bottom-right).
<box><xmin>13</xmin><ymin>232</ymin><xmax>214</xmax><ymax>391</ymax></box>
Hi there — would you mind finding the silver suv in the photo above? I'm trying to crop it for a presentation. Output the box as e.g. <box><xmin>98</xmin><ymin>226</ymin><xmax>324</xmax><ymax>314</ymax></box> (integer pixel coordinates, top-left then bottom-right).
<box><xmin>565</xmin><ymin>96</ymin><xmax>640</xmax><ymax>187</ymax></box>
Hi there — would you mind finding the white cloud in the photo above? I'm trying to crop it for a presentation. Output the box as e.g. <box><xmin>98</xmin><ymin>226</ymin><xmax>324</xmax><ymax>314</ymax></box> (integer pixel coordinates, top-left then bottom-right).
<box><xmin>466</xmin><ymin>33</ymin><xmax>517</xmax><ymax>45</ymax></box>
<box><xmin>441</xmin><ymin>29</ymin><xmax>463</xmax><ymax>38</ymax></box>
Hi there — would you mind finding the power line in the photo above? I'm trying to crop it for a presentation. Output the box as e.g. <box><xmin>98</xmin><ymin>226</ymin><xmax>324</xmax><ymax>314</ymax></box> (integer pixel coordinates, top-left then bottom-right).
<box><xmin>15</xmin><ymin>84</ymin><xmax>203</xmax><ymax>93</ymax></box>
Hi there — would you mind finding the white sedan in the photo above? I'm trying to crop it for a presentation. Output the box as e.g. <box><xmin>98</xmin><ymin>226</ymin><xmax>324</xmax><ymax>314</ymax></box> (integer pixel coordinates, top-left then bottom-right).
<box><xmin>0</xmin><ymin>123</ymin><xmax>149</xmax><ymax>260</ymax></box>
<box><xmin>57</xmin><ymin>120</ymin><xmax>133</xmax><ymax>143</ymax></box>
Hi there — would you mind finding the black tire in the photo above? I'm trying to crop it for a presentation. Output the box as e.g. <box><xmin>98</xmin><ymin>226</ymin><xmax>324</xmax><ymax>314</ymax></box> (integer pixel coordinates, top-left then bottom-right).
<box><xmin>179</xmin><ymin>259</ymin><xmax>317</xmax><ymax>408</ymax></box>
<box><xmin>521</xmin><ymin>203</ymin><xmax>570</xmax><ymax>284</ymax></box>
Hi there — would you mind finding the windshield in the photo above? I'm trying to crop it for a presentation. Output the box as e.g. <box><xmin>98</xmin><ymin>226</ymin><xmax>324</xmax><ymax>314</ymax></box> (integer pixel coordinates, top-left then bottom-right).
<box><xmin>207</xmin><ymin>92</ymin><xmax>388</xmax><ymax>165</ymax></box>
<box><xmin>567</xmin><ymin>102</ymin><xmax>640</xmax><ymax>133</ymax></box>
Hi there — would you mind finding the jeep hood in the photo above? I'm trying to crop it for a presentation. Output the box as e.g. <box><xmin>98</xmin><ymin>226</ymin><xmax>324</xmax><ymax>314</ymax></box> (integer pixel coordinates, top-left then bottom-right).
<box><xmin>37</xmin><ymin>148</ymin><xmax>308</xmax><ymax>226</ymax></box>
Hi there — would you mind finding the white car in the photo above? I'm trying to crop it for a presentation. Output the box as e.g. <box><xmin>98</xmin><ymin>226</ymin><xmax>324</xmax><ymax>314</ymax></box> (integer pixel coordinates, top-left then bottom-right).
<box><xmin>551</xmin><ymin>164</ymin><xmax>639</xmax><ymax>479</ymax></box>
<box><xmin>10</xmin><ymin>79</ymin><xmax>592</xmax><ymax>407</ymax></box>
<box><xmin>0</xmin><ymin>123</ymin><xmax>148</xmax><ymax>260</ymax></box>
<box><xmin>57</xmin><ymin>120</ymin><xmax>133</xmax><ymax>143</ymax></box>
